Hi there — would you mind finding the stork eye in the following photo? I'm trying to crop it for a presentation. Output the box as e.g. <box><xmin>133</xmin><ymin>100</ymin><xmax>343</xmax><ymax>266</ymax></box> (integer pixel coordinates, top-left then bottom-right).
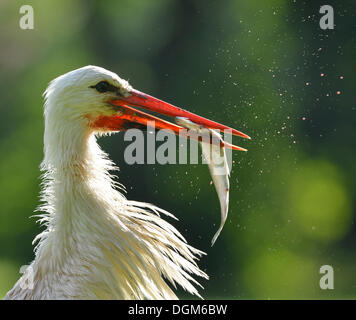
<box><xmin>92</xmin><ymin>81</ymin><xmax>111</xmax><ymax>93</ymax></box>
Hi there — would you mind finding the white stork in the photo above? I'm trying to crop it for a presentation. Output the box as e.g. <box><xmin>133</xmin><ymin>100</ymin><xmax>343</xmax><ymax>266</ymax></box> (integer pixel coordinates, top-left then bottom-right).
<box><xmin>4</xmin><ymin>66</ymin><xmax>249</xmax><ymax>300</ymax></box>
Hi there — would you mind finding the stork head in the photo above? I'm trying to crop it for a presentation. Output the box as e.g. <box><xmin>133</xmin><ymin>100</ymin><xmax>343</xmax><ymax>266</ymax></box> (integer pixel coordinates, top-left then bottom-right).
<box><xmin>44</xmin><ymin>65</ymin><xmax>249</xmax><ymax>150</ymax></box>
<box><xmin>44</xmin><ymin>66</ymin><xmax>131</xmax><ymax>129</ymax></box>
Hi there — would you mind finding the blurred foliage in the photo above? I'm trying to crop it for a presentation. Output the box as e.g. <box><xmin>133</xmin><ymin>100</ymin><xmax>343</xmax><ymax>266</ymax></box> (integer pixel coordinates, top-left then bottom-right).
<box><xmin>0</xmin><ymin>0</ymin><xmax>355</xmax><ymax>299</ymax></box>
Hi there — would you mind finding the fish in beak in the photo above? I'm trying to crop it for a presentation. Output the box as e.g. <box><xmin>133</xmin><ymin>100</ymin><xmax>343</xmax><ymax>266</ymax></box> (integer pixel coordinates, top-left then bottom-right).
<box><xmin>104</xmin><ymin>89</ymin><xmax>250</xmax><ymax>151</ymax></box>
<box><xmin>98</xmin><ymin>88</ymin><xmax>250</xmax><ymax>245</ymax></box>
<box><xmin>175</xmin><ymin>117</ymin><xmax>231</xmax><ymax>246</ymax></box>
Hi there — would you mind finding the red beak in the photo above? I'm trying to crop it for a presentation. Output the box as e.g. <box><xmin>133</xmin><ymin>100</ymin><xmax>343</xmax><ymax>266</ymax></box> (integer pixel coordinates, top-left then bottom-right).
<box><xmin>95</xmin><ymin>89</ymin><xmax>250</xmax><ymax>151</ymax></box>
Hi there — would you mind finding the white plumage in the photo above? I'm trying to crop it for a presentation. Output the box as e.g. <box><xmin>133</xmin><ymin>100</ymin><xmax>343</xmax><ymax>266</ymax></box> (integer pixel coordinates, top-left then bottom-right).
<box><xmin>5</xmin><ymin>66</ymin><xmax>208</xmax><ymax>300</ymax></box>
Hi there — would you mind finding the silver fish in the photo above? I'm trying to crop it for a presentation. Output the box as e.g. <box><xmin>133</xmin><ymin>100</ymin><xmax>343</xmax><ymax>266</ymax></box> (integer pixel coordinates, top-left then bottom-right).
<box><xmin>175</xmin><ymin>117</ymin><xmax>231</xmax><ymax>246</ymax></box>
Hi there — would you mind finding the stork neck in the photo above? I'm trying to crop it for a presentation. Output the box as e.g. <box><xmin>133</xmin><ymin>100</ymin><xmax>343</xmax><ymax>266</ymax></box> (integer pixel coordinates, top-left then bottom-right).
<box><xmin>37</xmin><ymin>129</ymin><xmax>122</xmax><ymax>264</ymax></box>
<box><xmin>42</xmin><ymin>120</ymin><xmax>97</xmax><ymax>171</ymax></box>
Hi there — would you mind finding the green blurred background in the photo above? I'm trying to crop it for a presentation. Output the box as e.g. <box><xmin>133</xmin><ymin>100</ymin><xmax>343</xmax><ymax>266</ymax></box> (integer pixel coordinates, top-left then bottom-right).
<box><xmin>0</xmin><ymin>0</ymin><xmax>355</xmax><ymax>299</ymax></box>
